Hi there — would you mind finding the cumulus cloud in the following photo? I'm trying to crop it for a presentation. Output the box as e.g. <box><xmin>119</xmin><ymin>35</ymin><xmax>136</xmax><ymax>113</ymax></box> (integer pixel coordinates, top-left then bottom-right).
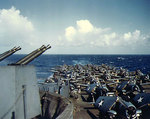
<box><xmin>0</xmin><ymin>6</ymin><xmax>149</xmax><ymax>54</ymax></box>
<box><xmin>0</xmin><ymin>6</ymin><xmax>44</xmax><ymax>53</ymax></box>
<box><xmin>0</xmin><ymin>7</ymin><xmax>34</xmax><ymax>32</ymax></box>
<box><xmin>65</xmin><ymin>26</ymin><xmax>76</xmax><ymax>41</ymax></box>
<box><xmin>124</xmin><ymin>32</ymin><xmax>132</xmax><ymax>40</ymax></box>
<box><xmin>123</xmin><ymin>30</ymin><xmax>140</xmax><ymax>41</ymax></box>
<box><xmin>58</xmin><ymin>19</ymin><xmax>150</xmax><ymax>53</ymax></box>
<box><xmin>77</xmin><ymin>20</ymin><xmax>94</xmax><ymax>33</ymax></box>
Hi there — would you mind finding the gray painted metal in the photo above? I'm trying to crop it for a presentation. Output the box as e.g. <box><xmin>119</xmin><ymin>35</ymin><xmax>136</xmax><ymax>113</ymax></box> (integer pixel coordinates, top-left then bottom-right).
<box><xmin>39</xmin><ymin>82</ymin><xmax>70</xmax><ymax>98</ymax></box>
<box><xmin>39</xmin><ymin>83</ymin><xmax>59</xmax><ymax>93</ymax></box>
<box><xmin>0</xmin><ymin>66</ymin><xmax>41</xmax><ymax>119</ymax></box>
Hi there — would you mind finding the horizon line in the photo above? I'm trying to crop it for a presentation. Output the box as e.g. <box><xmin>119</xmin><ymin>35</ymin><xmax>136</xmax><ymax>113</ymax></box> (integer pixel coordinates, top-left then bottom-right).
<box><xmin>13</xmin><ymin>53</ymin><xmax>150</xmax><ymax>55</ymax></box>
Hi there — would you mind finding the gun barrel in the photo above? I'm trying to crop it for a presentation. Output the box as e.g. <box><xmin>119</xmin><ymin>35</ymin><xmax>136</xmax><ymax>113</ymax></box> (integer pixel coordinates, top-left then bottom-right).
<box><xmin>0</xmin><ymin>46</ymin><xmax>21</xmax><ymax>61</ymax></box>
<box><xmin>14</xmin><ymin>45</ymin><xmax>46</xmax><ymax>65</ymax></box>
<box><xmin>21</xmin><ymin>45</ymin><xmax>51</xmax><ymax>65</ymax></box>
<box><xmin>11</xmin><ymin>44</ymin><xmax>51</xmax><ymax>65</ymax></box>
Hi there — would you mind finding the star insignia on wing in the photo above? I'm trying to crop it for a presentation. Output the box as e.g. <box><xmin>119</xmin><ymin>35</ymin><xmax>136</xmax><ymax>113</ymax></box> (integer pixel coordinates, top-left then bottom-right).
<box><xmin>137</xmin><ymin>97</ymin><xmax>143</xmax><ymax>103</ymax></box>
<box><xmin>98</xmin><ymin>99</ymin><xmax>104</xmax><ymax>107</ymax></box>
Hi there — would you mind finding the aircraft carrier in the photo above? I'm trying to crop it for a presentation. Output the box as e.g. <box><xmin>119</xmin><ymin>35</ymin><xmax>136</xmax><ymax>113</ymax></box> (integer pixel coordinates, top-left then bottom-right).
<box><xmin>0</xmin><ymin>46</ymin><xmax>150</xmax><ymax>119</ymax></box>
<box><xmin>40</xmin><ymin>63</ymin><xmax>150</xmax><ymax>119</ymax></box>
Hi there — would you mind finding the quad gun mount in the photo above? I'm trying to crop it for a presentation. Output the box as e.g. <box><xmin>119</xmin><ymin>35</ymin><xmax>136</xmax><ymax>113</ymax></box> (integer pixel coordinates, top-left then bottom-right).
<box><xmin>0</xmin><ymin>46</ymin><xmax>21</xmax><ymax>62</ymax></box>
<box><xmin>10</xmin><ymin>44</ymin><xmax>51</xmax><ymax>65</ymax></box>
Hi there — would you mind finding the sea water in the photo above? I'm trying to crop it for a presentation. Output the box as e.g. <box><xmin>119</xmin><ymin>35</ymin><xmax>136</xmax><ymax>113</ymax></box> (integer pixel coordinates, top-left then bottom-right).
<box><xmin>0</xmin><ymin>54</ymin><xmax>150</xmax><ymax>79</ymax></box>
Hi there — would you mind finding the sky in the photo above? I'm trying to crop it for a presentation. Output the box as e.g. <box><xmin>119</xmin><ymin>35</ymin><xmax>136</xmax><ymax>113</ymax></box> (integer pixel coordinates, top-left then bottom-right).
<box><xmin>0</xmin><ymin>0</ymin><xmax>150</xmax><ymax>54</ymax></box>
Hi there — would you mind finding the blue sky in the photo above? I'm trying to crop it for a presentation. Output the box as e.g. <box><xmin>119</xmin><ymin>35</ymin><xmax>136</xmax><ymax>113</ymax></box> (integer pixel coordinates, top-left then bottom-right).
<box><xmin>0</xmin><ymin>0</ymin><xmax>150</xmax><ymax>54</ymax></box>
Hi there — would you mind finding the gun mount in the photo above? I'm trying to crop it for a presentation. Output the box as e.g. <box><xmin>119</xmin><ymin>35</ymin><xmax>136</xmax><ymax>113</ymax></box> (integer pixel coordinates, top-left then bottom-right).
<box><xmin>10</xmin><ymin>44</ymin><xmax>51</xmax><ymax>65</ymax></box>
<box><xmin>0</xmin><ymin>46</ymin><xmax>21</xmax><ymax>62</ymax></box>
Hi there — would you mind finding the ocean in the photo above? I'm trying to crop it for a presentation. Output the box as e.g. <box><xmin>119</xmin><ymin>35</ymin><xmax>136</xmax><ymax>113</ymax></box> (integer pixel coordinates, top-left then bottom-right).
<box><xmin>0</xmin><ymin>54</ymin><xmax>150</xmax><ymax>80</ymax></box>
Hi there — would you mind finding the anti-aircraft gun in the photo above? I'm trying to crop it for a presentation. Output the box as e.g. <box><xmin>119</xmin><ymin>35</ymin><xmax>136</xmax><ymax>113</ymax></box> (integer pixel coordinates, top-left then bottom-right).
<box><xmin>0</xmin><ymin>46</ymin><xmax>21</xmax><ymax>62</ymax></box>
<box><xmin>0</xmin><ymin>45</ymin><xmax>51</xmax><ymax>119</ymax></box>
<box><xmin>10</xmin><ymin>44</ymin><xmax>51</xmax><ymax>65</ymax></box>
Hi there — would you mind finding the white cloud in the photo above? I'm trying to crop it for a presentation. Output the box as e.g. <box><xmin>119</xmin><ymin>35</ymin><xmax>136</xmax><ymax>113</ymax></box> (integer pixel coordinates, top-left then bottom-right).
<box><xmin>0</xmin><ymin>6</ymin><xmax>149</xmax><ymax>54</ymax></box>
<box><xmin>124</xmin><ymin>32</ymin><xmax>131</xmax><ymax>40</ymax></box>
<box><xmin>123</xmin><ymin>30</ymin><xmax>140</xmax><ymax>41</ymax></box>
<box><xmin>0</xmin><ymin>7</ymin><xmax>46</xmax><ymax>53</ymax></box>
<box><xmin>65</xmin><ymin>26</ymin><xmax>76</xmax><ymax>41</ymax></box>
<box><xmin>77</xmin><ymin>20</ymin><xmax>94</xmax><ymax>33</ymax></box>
<box><xmin>58</xmin><ymin>19</ymin><xmax>150</xmax><ymax>54</ymax></box>
<box><xmin>133</xmin><ymin>30</ymin><xmax>140</xmax><ymax>40</ymax></box>
<box><xmin>0</xmin><ymin>6</ymin><xmax>34</xmax><ymax>32</ymax></box>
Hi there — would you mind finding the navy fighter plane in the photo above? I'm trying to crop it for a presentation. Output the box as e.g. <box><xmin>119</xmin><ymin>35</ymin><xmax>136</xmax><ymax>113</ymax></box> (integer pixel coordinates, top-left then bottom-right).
<box><xmin>85</xmin><ymin>82</ymin><xmax>111</xmax><ymax>102</ymax></box>
<box><xmin>116</xmin><ymin>80</ymin><xmax>141</xmax><ymax>101</ymax></box>
<box><xmin>132</xmin><ymin>93</ymin><xmax>150</xmax><ymax>118</ymax></box>
<box><xmin>132</xmin><ymin>93</ymin><xmax>150</xmax><ymax>109</ymax></box>
<box><xmin>94</xmin><ymin>96</ymin><xmax>142</xmax><ymax>119</ymax></box>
